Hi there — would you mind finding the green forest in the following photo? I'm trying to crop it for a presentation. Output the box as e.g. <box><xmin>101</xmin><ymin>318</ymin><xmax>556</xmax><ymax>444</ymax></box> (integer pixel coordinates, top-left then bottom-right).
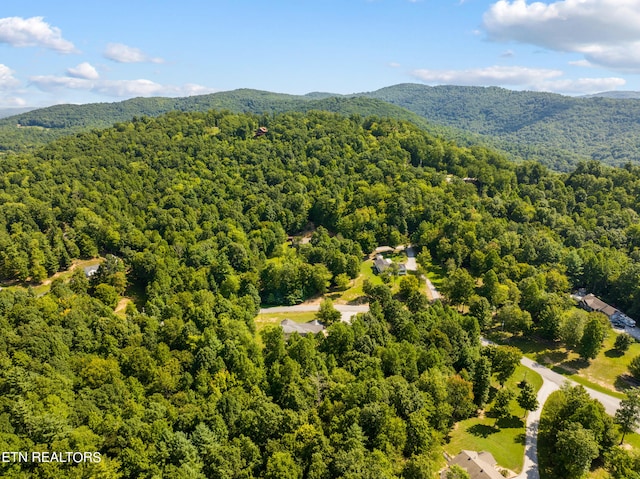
<box><xmin>2</xmin><ymin>109</ymin><xmax>640</xmax><ymax>477</ymax></box>
<box><xmin>6</xmin><ymin>84</ymin><xmax>640</xmax><ymax>171</ymax></box>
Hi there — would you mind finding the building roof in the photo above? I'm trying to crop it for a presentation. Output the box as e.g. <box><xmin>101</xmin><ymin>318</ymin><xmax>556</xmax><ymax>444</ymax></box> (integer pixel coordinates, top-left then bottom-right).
<box><xmin>83</xmin><ymin>265</ymin><xmax>100</xmax><ymax>278</ymax></box>
<box><xmin>373</xmin><ymin>254</ymin><xmax>392</xmax><ymax>273</ymax></box>
<box><xmin>446</xmin><ymin>450</ymin><xmax>503</xmax><ymax>479</ymax></box>
<box><xmin>580</xmin><ymin>293</ymin><xmax>619</xmax><ymax>317</ymax></box>
<box><xmin>281</xmin><ymin>319</ymin><xmax>325</xmax><ymax>336</ymax></box>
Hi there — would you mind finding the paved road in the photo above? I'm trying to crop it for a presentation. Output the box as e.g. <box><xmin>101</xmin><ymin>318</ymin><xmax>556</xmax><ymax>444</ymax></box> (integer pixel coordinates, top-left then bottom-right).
<box><xmin>405</xmin><ymin>246</ymin><xmax>418</xmax><ymax>271</ymax></box>
<box><xmin>264</xmin><ymin>303</ymin><xmax>625</xmax><ymax>479</ymax></box>
<box><xmin>521</xmin><ymin>356</ymin><xmax>621</xmax><ymax>417</ymax></box>
<box><xmin>481</xmin><ymin>340</ymin><xmax>624</xmax><ymax>479</ymax></box>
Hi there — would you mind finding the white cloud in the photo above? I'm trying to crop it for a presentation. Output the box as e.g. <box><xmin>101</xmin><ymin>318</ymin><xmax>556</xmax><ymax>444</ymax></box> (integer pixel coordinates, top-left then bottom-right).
<box><xmin>501</xmin><ymin>49</ymin><xmax>515</xmax><ymax>58</ymax></box>
<box><xmin>1</xmin><ymin>96</ymin><xmax>26</xmax><ymax>107</ymax></box>
<box><xmin>483</xmin><ymin>0</ymin><xmax>640</xmax><ymax>71</ymax></box>
<box><xmin>410</xmin><ymin>64</ymin><xmax>625</xmax><ymax>94</ymax></box>
<box><xmin>0</xmin><ymin>16</ymin><xmax>76</xmax><ymax>53</ymax></box>
<box><xmin>0</xmin><ymin>64</ymin><xmax>20</xmax><ymax>90</ymax></box>
<box><xmin>29</xmin><ymin>75</ymin><xmax>93</xmax><ymax>91</ymax></box>
<box><xmin>103</xmin><ymin>43</ymin><xmax>164</xmax><ymax>64</ymax></box>
<box><xmin>411</xmin><ymin>65</ymin><xmax>563</xmax><ymax>85</ymax></box>
<box><xmin>67</xmin><ymin>62</ymin><xmax>99</xmax><ymax>80</ymax></box>
<box><xmin>29</xmin><ymin>74</ymin><xmax>213</xmax><ymax>98</ymax></box>
<box><xmin>537</xmin><ymin>76</ymin><xmax>626</xmax><ymax>93</ymax></box>
<box><xmin>569</xmin><ymin>59</ymin><xmax>593</xmax><ymax>67</ymax></box>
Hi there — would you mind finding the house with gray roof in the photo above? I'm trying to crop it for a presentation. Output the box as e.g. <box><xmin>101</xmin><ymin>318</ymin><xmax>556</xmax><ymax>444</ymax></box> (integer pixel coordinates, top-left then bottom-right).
<box><xmin>280</xmin><ymin>319</ymin><xmax>325</xmax><ymax>337</ymax></box>
<box><xmin>442</xmin><ymin>450</ymin><xmax>503</xmax><ymax>479</ymax></box>
<box><xmin>579</xmin><ymin>293</ymin><xmax>635</xmax><ymax>327</ymax></box>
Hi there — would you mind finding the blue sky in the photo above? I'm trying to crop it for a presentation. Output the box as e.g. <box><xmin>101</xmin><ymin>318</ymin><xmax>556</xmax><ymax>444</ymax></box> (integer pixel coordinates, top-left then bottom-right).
<box><xmin>1</xmin><ymin>0</ymin><xmax>639</xmax><ymax>108</ymax></box>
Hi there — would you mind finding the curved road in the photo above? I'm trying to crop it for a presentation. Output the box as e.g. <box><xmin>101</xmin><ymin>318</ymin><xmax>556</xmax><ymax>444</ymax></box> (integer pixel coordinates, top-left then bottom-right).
<box><xmin>481</xmin><ymin>341</ymin><xmax>624</xmax><ymax>479</ymax></box>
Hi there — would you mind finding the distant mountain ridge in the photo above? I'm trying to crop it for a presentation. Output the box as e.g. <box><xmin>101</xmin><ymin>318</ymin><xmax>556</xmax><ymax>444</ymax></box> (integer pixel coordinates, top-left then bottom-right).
<box><xmin>0</xmin><ymin>89</ymin><xmax>477</xmax><ymax>156</ymax></box>
<box><xmin>360</xmin><ymin>84</ymin><xmax>640</xmax><ymax>170</ymax></box>
<box><xmin>4</xmin><ymin>84</ymin><xmax>640</xmax><ymax>170</ymax></box>
<box><xmin>581</xmin><ymin>91</ymin><xmax>640</xmax><ymax>99</ymax></box>
<box><xmin>0</xmin><ymin>107</ymin><xmax>35</xmax><ymax>119</ymax></box>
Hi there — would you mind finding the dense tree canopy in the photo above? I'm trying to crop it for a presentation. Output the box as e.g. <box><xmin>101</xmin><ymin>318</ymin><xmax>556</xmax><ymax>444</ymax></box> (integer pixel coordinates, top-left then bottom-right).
<box><xmin>2</xmin><ymin>107</ymin><xmax>640</xmax><ymax>477</ymax></box>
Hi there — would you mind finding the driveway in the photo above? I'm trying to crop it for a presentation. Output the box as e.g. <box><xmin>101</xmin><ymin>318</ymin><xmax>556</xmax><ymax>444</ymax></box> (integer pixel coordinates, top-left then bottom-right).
<box><xmin>263</xmin><ymin>303</ymin><xmax>625</xmax><ymax>479</ymax></box>
<box><xmin>405</xmin><ymin>245</ymin><xmax>442</xmax><ymax>301</ymax></box>
<box><xmin>515</xmin><ymin>379</ymin><xmax>559</xmax><ymax>479</ymax></box>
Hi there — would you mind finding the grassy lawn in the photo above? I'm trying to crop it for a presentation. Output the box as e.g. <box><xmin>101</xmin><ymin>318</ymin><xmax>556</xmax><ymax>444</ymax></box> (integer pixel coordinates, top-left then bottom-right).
<box><xmin>444</xmin><ymin>364</ymin><xmax>543</xmax><ymax>474</ymax></box>
<box><xmin>500</xmin><ymin>330</ymin><xmax>640</xmax><ymax>399</ymax></box>
<box><xmin>332</xmin><ymin>258</ymin><xmax>405</xmax><ymax>304</ymax></box>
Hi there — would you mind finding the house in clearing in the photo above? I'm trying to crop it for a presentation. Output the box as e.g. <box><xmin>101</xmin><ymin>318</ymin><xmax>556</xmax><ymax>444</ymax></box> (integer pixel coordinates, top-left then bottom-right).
<box><xmin>578</xmin><ymin>293</ymin><xmax>636</xmax><ymax>327</ymax></box>
<box><xmin>280</xmin><ymin>319</ymin><xmax>325</xmax><ymax>337</ymax></box>
<box><xmin>442</xmin><ymin>450</ymin><xmax>503</xmax><ymax>479</ymax></box>
<box><xmin>372</xmin><ymin>254</ymin><xmax>407</xmax><ymax>276</ymax></box>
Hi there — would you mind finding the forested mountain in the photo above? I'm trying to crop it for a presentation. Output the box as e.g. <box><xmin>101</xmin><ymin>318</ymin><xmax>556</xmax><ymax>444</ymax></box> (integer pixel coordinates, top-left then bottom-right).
<box><xmin>363</xmin><ymin>84</ymin><xmax>640</xmax><ymax>170</ymax></box>
<box><xmin>0</xmin><ymin>91</ymin><xmax>463</xmax><ymax>155</ymax></box>
<box><xmin>1</xmin><ymin>109</ymin><xmax>640</xmax><ymax>477</ymax></box>
<box><xmin>582</xmin><ymin>91</ymin><xmax>640</xmax><ymax>99</ymax></box>
<box><xmin>9</xmin><ymin>83</ymin><xmax>640</xmax><ymax>171</ymax></box>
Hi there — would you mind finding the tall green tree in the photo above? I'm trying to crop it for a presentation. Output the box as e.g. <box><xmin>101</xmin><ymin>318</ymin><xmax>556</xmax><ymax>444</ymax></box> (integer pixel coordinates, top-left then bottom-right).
<box><xmin>615</xmin><ymin>388</ymin><xmax>640</xmax><ymax>444</ymax></box>
<box><xmin>492</xmin><ymin>388</ymin><xmax>514</xmax><ymax>427</ymax></box>
<box><xmin>578</xmin><ymin>316</ymin><xmax>607</xmax><ymax>360</ymax></box>
<box><xmin>517</xmin><ymin>381</ymin><xmax>538</xmax><ymax>417</ymax></box>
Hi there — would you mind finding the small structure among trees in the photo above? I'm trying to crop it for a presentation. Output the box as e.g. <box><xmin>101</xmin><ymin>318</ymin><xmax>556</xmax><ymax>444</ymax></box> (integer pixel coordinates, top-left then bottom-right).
<box><xmin>254</xmin><ymin>126</ymin><xmax>268</xmax><ymax>138</ymax></box>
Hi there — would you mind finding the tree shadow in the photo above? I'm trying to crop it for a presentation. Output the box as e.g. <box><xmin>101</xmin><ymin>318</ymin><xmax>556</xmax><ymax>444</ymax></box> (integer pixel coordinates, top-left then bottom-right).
<box><xmin>615</xmin><ymin>374</ymin><xmax>640</xmax><ymax>392</ymax></box>
<box><xmin>605</xmin><ymin>348</ymin><xmax>624</xmax><ymax>358</ymax></box>
<box><xmin>559</xmin><ymin>357</ymin><xmax>590</xmax><ymax>372</ymax></box>
<box><xmin>496</xmin><ymin>415</ymin><xmax>524</xmax><ymax>430</ymax></box>
<box><xmin>467</xmin><ymin>423</ymin><xmax>498</xmax><ymax>438</ymax></box>
<box><xmin>486</xmin><ymin>386</ymin><xmax>499</xmax><ymax>403</ymax></box>
<box><xmin>514</xmin><ymin>432</ymin><xmax>526</xmax><ymax>445</ymax></box>
<box><xmin>346</xmin><ymin>296</ymin><xmax>368</xmax><ymax>305</ymax></box>
<box><xmin>534</xmin><ymin>349</ymin><xmax>568</xmax><ymax>365</ymax></box>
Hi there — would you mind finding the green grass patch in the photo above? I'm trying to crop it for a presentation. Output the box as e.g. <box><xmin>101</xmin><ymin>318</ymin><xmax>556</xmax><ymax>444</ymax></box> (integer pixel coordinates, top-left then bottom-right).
<box><xmin>333</xmin><ymin>259</ymin><xmax>381</xmax><ymax>304</ymax></box>
<box><xmin>332</xmin><ymin>258</ymin><xmax>403</xmax><ymax>304</ymax></box>
<box><xmin>492</xmin><ymin>329</ymin><xmax>640</xmax><ymax>399</ymax></box>
<box><xmin>623</xmin><ymin>431</ymin><xmax>640</xmax><ymax>450</ymax></box>
<box><xmin>444</xmin><ymin>364</ymin><xmax>542</xmax><ymax>474</ymax></box>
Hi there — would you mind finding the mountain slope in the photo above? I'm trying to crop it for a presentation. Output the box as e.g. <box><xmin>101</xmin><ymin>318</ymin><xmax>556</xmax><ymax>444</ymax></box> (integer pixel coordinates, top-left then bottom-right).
<box><xmin>361</xmin><ymin>84</ymin><xmax>640</xmax><ymax>170</ymax></box>
<box><xmin>6</xmin><ymin>84</ymin><xmax>640</xmax><ymax>170</ymax></box>
<box><xmin>0</xmin><ymin>90</ymin><xmax>465</xmax><ymax>154</ymax></box>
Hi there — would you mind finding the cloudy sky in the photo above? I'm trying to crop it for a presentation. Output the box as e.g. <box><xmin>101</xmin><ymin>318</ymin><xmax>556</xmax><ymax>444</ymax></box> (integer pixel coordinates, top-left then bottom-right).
<box><xmin>1</xmin><ymin>0</ymin><xmax>638</xmax><ymax>108</ymax></box>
